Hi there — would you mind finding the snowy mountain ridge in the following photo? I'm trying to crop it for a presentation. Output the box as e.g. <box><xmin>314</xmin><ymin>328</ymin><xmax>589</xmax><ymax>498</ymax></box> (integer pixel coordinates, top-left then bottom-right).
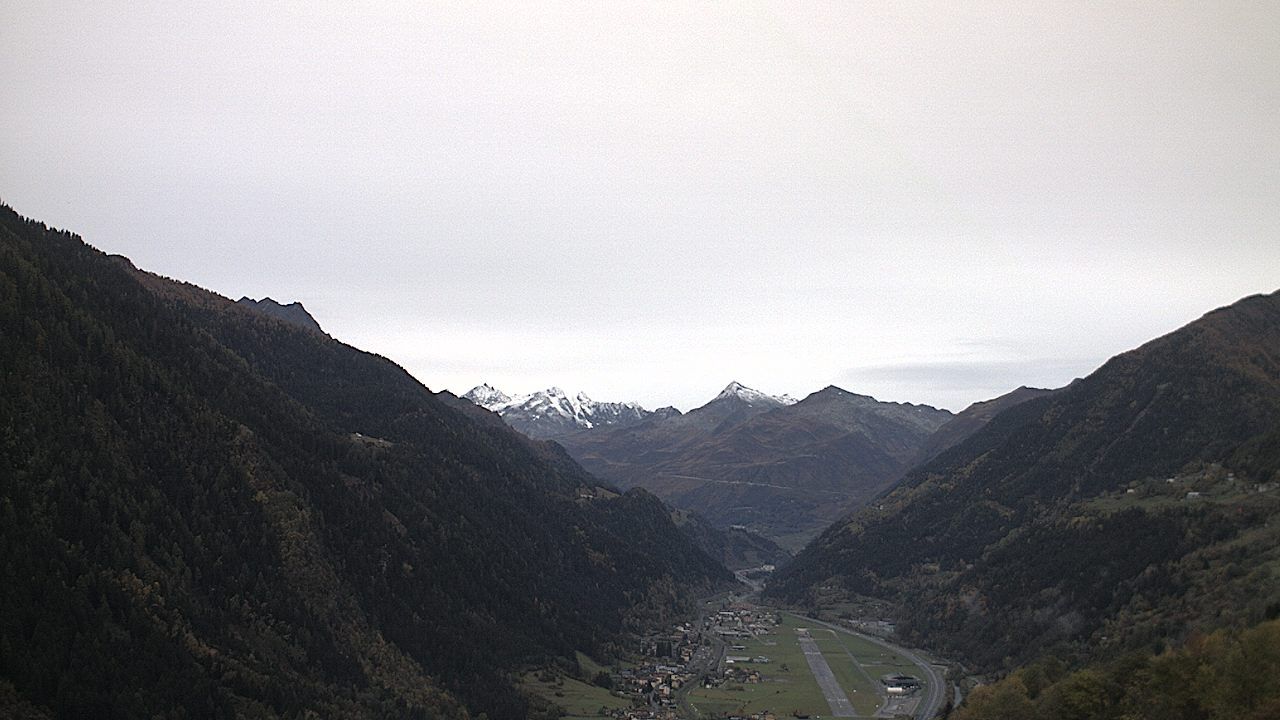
<box><xmin>462</xmin><ymin>381</ymin><xmax>799</xmax><ymax>439</ymax></box>
<box><xmin>462</xmin><ymin>384</ymin><xmax>659</xmax><ymax>438</ymax></box>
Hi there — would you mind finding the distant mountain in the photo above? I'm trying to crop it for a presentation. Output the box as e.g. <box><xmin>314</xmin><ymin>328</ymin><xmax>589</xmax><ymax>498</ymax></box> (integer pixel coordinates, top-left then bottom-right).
<box><xmin>463</xmin><ymin>384</ymin><xmax>672</xmax><ymax>438</ymax></box>
<box><xmin>235</xmin><ymin>295</ymin><xmax>325</xmax><ymax>334</ymax></box>
<box><xmin>0</xmin><ymin>205</ymin><xmax>732</xmax><ymax>720</ymax></box>
<box><xmin>913</xmin><ymin>384</ymin><xmax>1057</xmax><ymax>462</ymax></box>
<box><xmin>559</xmin><ymin>382</ymin><xmax>952</xmax><ymax>550</ymax></box>
<box><xmin>463</xmin><ymin>382</ymin><xmax>512</xmax><ymax>407</ymax></box>
<box><xmin>768</xmin><ymin>290</ymin><xmax>1280</xmax><ymax>674</ymax></box>
<box><xmin>711</xmin><ymin>380</ymin><xmax>799</xmax><ymax>409</ymax></box>
<box><xmin>664</xmin><ymin>380</ymin><xmax>799</xmax><ymax>433</ymax></box>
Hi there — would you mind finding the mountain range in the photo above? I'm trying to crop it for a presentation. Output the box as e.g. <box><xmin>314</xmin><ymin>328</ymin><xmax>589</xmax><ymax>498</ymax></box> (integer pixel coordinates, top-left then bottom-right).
<box><xmin>462</xmin><ymin>384</ymin><xmax>680</xmax><ymax>439</ymax></box>
<box><xmin>552</xmin><ymin>382</ymin><xmax>955</xmax><ymax>549</ymax></box>
<box><xmin>767</xmin><ymin>289</ymin><xmax>1280</xmax><ymax>675</ymax></box>
<box><xmin>0</xmin><ymin>205</ymin><xmax>733</xmax><ymax>719</ymax></box>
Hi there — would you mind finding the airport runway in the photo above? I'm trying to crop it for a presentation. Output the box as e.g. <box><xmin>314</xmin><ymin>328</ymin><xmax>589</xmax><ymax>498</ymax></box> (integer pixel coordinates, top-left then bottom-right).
<box><xmin>793</xmin><ymin>614</ymin><xmax>947</xmax><ymax>720</ymax></box>
<box><xmin>797</xmin><ymin>633</ymin><xmax>857</xmax><ymax>717</ymax></box>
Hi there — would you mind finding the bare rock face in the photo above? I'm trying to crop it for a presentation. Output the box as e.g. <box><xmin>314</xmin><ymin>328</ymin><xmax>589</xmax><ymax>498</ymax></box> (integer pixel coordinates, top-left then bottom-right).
<box><xmin>236</xmin><ymin>296</ymin><xmax>326</xmax><ymax>334</ymax></box>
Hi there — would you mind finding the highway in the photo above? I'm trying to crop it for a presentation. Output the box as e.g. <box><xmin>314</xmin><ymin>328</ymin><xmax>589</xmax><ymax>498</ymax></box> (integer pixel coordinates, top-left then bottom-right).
<box><xmin>675</xmin><ymin>596</ymin><xmax>729</xmax><ymax>719</ymax></box>
<box><xmin>791</xmin><ymin>613</ymin><xmax>947</xmax><ymax>720</ymax></box>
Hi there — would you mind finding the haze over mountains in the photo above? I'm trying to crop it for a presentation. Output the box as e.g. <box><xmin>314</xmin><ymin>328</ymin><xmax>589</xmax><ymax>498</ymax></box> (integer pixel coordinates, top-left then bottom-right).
<box><xmin>769</xmin><ymin>289</ymin><xmax>1280</xmax><ymax>676</ymax></box>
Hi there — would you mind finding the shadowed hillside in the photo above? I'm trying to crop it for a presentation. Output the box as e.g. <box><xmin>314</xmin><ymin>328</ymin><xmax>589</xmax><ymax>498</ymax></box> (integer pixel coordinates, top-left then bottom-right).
<box><xmin>0</xmin><ymin>206</ymin><xmax>731</xmax><ymax>719</ymax></box>
<box><xmin>913</xmin><ymin>385</ymin><xmax>1057</xmax><ymax>463</ymax></box>
<box><xmin>769</xmin><ymin>290</ymin><xmax>1280</xmax><ymax>672</ymax></box>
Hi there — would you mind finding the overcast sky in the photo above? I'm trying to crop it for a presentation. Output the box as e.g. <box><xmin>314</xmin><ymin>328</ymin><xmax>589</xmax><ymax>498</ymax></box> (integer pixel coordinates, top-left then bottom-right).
<box><xmin>4</xmin><ymin>2</ymin><xmax>1278</xmax><ymax>411</ymax></box>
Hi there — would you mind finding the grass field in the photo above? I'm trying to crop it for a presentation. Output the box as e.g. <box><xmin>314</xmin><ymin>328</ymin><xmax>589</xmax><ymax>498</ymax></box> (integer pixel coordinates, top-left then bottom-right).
<box><xmin>688</xmin><ymin>613</ymin><xmax>834</xmax><ymax>718</ymax></box>
<box><xmin>520</xmin><ymin>660</ymin><xmax>633</xmax><ymax>719</ymax></box>
<box><xmin>810</xmin><ymin>632</ymin><xmax>880</xmax><ymax>715</ymax></box>
<box><xmin>813</xmin><ymin>630</ymin><xmax>917</xmax><ymax>670</ymax></box>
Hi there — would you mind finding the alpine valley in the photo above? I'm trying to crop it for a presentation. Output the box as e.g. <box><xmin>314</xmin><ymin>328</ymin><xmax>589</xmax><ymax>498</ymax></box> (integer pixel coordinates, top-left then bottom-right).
<box><xmin>468</xmin><ymin>381</ymin><xmax>960</xmax><ymax>550</ymax></box>
<box><xmin>4</xmin><ymin>203</ymin><xmax>1280</xmax><ymax>720</ymax></box>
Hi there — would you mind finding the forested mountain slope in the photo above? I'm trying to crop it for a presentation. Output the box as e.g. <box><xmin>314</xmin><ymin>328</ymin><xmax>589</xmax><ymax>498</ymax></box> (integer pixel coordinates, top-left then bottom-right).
<box><xmin>912</xmin><ymin>385</ymin><xmax>1056</xmax><ymax>463</ymax></box>
<box><xmin>956</xmin><ymin>618</ymin><xmax>1280</xmax><ymax>720</ymax></box>
<box><xmin>668</xmin><ymin>509</ymin><xmax>791</xmax><ymax>571</ymax></box>
<box><xmin>768</xmin><ymin>290</ymin><xmax>1280</xmax><ymax>671</ymax></box>
<box><xmin>0</xmin><ymin>206</ymin><xmax>731</xmax><ymax>719</ymax></box>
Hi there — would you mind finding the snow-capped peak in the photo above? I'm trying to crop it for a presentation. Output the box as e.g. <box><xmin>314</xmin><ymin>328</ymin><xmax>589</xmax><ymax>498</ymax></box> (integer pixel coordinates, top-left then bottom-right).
<box><xmin>713</xmin><ymin>381</ymin><xmax>798</xmax><ymax>407</ymax></box>
<box><xmin>462</xmin><ymin>383</ymin><xmax>512</xmax><ymax>409</ymax></box>
<box><xmin>460</xmin><ymin>383</ymin><xmax>656</xmax><ymax>438</ymax></box>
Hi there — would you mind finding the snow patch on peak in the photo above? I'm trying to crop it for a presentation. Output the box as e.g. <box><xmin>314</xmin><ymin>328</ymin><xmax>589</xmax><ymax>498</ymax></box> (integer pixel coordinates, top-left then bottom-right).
<box><xmin>713</xmin><ymin>381</ymin><xmax>797</xmax><ymax>407</ymax></box>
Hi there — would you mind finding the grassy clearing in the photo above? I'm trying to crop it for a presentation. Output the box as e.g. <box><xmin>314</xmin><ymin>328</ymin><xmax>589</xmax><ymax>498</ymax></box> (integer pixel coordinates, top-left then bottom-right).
<box><xmin>823</xmin><ymin>630</ymin><xmax>913</xmax><ymax>667</ymax></box>
<box><xmin>862</xmin><ymin>662</ymin><xmax>918</xmax><ymax>676</ymax></box>
<box><xmin>576</xmin><ymin>651</ymin><xmax>613</xmax><ymax>677</ymax></box>
<box><xmin>1085</xmin><ymin>469</ymin><xmax>1280</xmax><ymax>516</ymax></box>
<box><xmin>793</xmin><ymin>615</ymin><xmax>917</xmax><ymax>670</ymax></box>
<box><xmin>520</xmin><ymin>651</ymin><xmax>639</xmax><ymax>718</ymax></box>
<box><xmin>520</xmin><ymin>671</ymin><xmax>632</xmax><ymax>719</ymax></box>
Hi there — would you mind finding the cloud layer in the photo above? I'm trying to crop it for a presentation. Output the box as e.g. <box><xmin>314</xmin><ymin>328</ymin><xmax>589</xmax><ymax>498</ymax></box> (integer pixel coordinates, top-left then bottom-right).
<box><xmin>3</xmin><ymin>3</ymin><xmax>1278</xmax><ymax>410</ymax></box>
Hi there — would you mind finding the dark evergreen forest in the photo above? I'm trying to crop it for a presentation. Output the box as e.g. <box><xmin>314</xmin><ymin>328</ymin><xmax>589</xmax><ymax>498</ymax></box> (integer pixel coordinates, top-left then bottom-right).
<box><xmin>0</xmin><ymin>205</ymin><xmax>731</xmax><ymax>719</ymax></box>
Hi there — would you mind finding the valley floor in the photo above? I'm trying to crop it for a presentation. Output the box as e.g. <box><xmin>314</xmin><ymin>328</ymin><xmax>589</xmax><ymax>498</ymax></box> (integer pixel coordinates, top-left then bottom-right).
<box><xmin>685</xmin><ymin>607</ymin><xmax>946</xmax><ymax>720</ymax></box>
<box><xmin>525</xmin><ymin>584</ymin><xmax>951</xmax><ymax>720</ymax></box>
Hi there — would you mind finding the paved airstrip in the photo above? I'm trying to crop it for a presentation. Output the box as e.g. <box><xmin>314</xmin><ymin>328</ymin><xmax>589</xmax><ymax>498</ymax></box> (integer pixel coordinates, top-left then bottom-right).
<box><xmin>797</xmin><ymin>632</ymin><xmax>857</xmax><ymax>717</ymax></box>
